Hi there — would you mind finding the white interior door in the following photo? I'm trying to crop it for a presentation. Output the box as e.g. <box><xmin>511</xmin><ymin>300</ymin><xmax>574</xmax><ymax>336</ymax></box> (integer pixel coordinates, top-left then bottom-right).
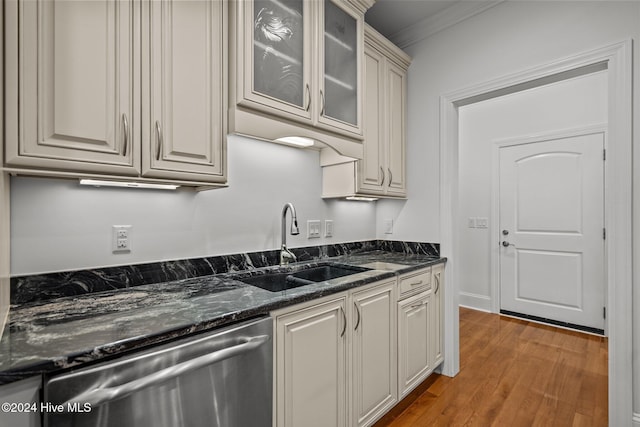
<box><xmin>499</xmin><ymin>131</ymin><xmax>605</xmax><ymax>331</ymax></box>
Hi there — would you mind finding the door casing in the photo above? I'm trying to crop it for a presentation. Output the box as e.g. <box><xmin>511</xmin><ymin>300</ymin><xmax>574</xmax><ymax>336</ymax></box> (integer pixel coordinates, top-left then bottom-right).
<box><xmin>439</xmin><ymin>40</ymin><xmax>632</xmax><ymax>426</ymax></box>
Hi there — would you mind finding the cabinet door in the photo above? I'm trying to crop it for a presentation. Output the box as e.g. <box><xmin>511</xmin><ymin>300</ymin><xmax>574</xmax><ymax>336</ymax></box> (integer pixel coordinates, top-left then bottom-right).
<box><xmin>357</xmin><ymin>43</ymin><xmax>385</xmax><ymax>195</ymax></box>
<box><xmin>398</xmin><ymin>291</ymin><xmax>432</xmax><ymax>399</ymax></box>
<box><xmin>352</xmin><ymin>281</ymin><xmax>397</xmax><ymax>427</ymax></box>
<box><xmin>236</xmin><ymin>0</ymin><xmax>312</xmax><ymax>122</ymax></box>
<box><xmin>143</xmin><ymin>0</ymin><xmax>226</xmax><ymax>182</ymax></box>
<box><xmin>385</xmin><ymin>60</ymin><xmax>407</xmax><ymax>196</ymax></box>
<box><xmin>431</xmin><ymin>265</ymin><xmax>444</xmax><ymax>367</ymax></box>
<box><xmin>317</xmin><ymin>0</ymin><xmax>363</xmax><ymax>137</ymax></box>
<box><xmin>276</xmin><ymin>297</ymin><xmax>347</xmax><ymax>427</ymax></box>
<box><xmin>6</xmin><ymin>0</ymin><xmax>138</xmax><ymax>174</ymax></box>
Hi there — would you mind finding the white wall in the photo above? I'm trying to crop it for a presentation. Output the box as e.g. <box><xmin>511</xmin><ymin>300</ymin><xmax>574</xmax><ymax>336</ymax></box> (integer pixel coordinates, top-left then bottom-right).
<box><xmin>457</xmin><ymin>71</ymin><xmax>607</xmax><ymax>310</ymax></box>
<box><xmin>10</xmin><ymin>135</ymin><xmax>376</xmax><ymax>275</ymax></box>
<box><xmin>377</xmin><ymin>0</ymin><xmax>640</xmax><ymax>420</ymax></box>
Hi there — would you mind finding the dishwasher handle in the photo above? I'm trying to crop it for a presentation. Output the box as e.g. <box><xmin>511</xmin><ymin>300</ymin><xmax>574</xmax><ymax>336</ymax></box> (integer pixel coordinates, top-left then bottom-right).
<box><xmin>62</xmin><ymin>334</ymin><xmax>270</xmax><ymax>410</ymax></box>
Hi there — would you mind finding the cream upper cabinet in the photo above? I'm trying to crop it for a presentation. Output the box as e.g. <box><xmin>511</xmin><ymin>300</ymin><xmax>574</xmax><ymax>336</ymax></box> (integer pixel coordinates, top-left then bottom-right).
<box><xmin>351</xmin><ymin>280</ymin><xmax>397</xmax><ymax>427</ymax></box>
<box><xmin>316</xmin><ymin>0</ymin><xmax>363</xmax><ymax>136</ymax></box>
<box><xmin>5</xmin><ymin>0</ymin><xmax>139</xmax><ymax>175</ymax></box>
<box><xmin>230</xmin><ymin>0</ymin><xmax>370</xmax><ymax>147</ymax></box>
<box><xmin>142</xmin><ymin>0</ymin><xmax>227</xmax><ymax>182</ymax></box>
<box><xmin>234</xmin><ymin>0</ymin><xmax>313</xmax><ymax>121</ymax></box>
<box><xmin>275</xmin><ymin>296</ymin><xmax>348</xmax><ymax>427</ymax></box>
<box><xmin>322</xmin><ymin>24</ymin><xmax>410</xmax><ymax>199</ymax></box>
<box><xmin>4</xmin><ymin>0</ymin><xmax>227</xmax><ymax>187</ymax></box>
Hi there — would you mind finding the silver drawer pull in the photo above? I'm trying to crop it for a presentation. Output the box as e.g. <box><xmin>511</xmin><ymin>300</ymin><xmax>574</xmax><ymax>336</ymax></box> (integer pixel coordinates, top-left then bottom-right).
<box><xmin>121</xmin><ymin>114</ymin><xmax>129</xmax><ymax>156</ymax></box>
<box><xmin>340</xmin><ymin>306</ymin><xmax>347</xmax><ymax>338</ymax></box>
<box><xmin>62</xmin><ymin>335</ymin><xmax>270</xmax><ymax>409</ymax></box>
<box><xmin>410</xmin><ymin>302</ymin><xmax>426</xmax><ymax>310</ymax></box>
<box><xmin>409</xmin><ymin>280</ymin><xmax>423</xmax><ymax>287</ymax></box>
<box><xmin>155</xmin><ymin>120</ymin><xmax>163</xmax><ymax>161</ymax></box>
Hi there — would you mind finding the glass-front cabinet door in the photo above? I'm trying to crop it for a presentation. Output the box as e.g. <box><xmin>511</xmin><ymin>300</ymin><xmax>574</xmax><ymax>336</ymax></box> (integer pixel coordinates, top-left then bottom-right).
<box><xmin>240</xmin><ymin>0</ymin><xmax>312</xmax><ymax>121</ymax></box>
<box><xmin>317</xmin><ymin>0</ymin><xmax>363</xmax><ymax>137</ymax></box>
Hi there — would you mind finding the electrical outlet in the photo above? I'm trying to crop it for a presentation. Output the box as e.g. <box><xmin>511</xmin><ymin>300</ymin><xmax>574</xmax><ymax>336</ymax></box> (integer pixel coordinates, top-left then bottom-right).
<box><xmin>307</xmin><ymin>220</ymin><xmax>321</xmax><ymax>239</ymax></box>
<box><xmin>112</xmin><ymin>225</ymin><xmax>132</xmax><ymax>253</ymax></box>
<box><xmin>384</xmin><ymin>219</ymin><xmax>393</xmax><ymax>234</ymax></box>
<box><xmin>324</xmin><ymin>220</ymin><xmax>334</xmax><ymax>237</ymax></box>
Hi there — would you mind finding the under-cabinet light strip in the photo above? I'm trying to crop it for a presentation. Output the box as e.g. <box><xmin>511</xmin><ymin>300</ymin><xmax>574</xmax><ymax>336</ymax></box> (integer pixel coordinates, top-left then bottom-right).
<box><xmin>79</xmin><ymin>179</ymin><xmax>179</xmax><ymax>190</ymax></box>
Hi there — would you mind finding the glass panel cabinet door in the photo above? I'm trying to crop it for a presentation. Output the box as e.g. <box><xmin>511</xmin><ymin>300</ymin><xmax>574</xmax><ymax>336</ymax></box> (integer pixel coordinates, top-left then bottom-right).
<box><xmin>320</xmin><ymin>0</ymin><xmax>361</xmax><ymax>134</ymax></box>
<box><xmin>251</xmin><ymin>0</ymin><xmax>309</xmax><ymax>114</ymax></box>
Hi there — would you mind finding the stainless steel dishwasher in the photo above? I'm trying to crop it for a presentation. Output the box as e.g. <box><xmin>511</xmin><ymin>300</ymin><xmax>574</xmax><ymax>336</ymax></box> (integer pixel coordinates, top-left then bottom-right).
<box><xmin>43</xmin><ymin>317</ymin><xmax>273</xmax><ymax>427</ymax></box>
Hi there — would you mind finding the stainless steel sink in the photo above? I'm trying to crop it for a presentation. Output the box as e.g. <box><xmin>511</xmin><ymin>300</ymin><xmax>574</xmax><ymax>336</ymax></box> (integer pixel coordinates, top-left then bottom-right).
<box><xmin>239</xmin><ymin>272</ymin><xmax>307</xmax><ymax>293</ymax></box>
<box><xmin>236</xmin><ymin>263</ymin><xmax>370</xmax><ymax>292</ymax></box>
<box><xmin>291</xmin><ymin>264</ymin><xmax>370</xmax><ymax>283</ymax></box>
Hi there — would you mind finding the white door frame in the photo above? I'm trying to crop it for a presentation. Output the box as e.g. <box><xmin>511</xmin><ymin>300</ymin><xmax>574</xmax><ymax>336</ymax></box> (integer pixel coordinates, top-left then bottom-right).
<box><xmin>490</xmin><ymin>124</ymin><xmax>608</xmax><ymax>328</ymax></box>
<box><xmin>439</xmin><ymin>40</ymin><xmax>632</xmax><ymax>425</ymax></box>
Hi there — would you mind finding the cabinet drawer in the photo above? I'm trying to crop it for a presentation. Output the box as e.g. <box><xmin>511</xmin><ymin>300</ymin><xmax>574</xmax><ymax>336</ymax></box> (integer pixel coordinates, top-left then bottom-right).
<box><xmin>398</xmin><ymin>268</ymin><xmax>431</xmax><ymax>298</ymax></box>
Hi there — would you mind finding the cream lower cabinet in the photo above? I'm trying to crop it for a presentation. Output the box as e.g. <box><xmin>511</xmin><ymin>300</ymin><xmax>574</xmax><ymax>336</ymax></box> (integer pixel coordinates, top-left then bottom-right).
<box><xmin>5</xmin><ymin>0</ymin><xmax>227</xmax><ymax>187</ymax></box>
<box><xmin>274</xmin><ymin>279</ymin><xmax>396</xmax><ymax>427</ymax></box>
<box><xmin>397</xmin><ymin>290</ymin><xmax>432</xmax><ymax>399</ymax></box>
<box><xmin>431</xmin><ymin>264</ymin><xmax>444</xmax><ymax>367</ymax></box>
<box><xmin>351</xmin><ymin>281</ymin><xmax>397</xmax><ymax>427</ymax></box>
<box><xmin>275</xmin><ymin>296</ymin><xmax>348</xmax><ymax>427</ymax></box>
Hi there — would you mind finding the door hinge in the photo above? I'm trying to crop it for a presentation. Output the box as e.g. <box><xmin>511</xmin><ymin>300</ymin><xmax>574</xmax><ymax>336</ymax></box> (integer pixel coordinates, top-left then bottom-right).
<box><xmin>603</xmin><ymin>307</ymin><xmax>606</xmax><ymax>319</ymax></box>
<box><xmin>603</xmin><ymin>149</ymin><xmax>606</xmax><ymax>161</ymax></box>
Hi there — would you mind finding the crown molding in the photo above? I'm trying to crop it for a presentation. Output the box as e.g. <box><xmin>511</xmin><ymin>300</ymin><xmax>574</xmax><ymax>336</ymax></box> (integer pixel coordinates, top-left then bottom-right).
<box><xmin>389</xmin><ymin>1</ymin><xmax>504</xmax><ymax>49</ymax></box>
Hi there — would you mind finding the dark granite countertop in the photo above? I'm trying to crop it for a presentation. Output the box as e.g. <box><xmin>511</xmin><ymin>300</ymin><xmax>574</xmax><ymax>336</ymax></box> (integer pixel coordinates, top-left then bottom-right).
<box><xmin>0</xmin><ymin>251</ymin><xmax>445</xmax><ymax>385</ymax></box>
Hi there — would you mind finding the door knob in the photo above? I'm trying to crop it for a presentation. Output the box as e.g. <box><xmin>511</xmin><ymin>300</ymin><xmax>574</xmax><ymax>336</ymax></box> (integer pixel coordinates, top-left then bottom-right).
<box><xmin>502</xmin><ymin>230</ymin><xmax>509</xmax><ymax>236</ymax></box>
<box><xmin>502</xmin><ymin>241</ymin><xmax>513</xmax><ymax>247</ymax></box>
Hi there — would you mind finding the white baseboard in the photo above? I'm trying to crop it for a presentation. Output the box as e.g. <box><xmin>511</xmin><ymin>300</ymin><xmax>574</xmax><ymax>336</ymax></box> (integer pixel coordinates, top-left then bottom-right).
<box><xmin>458</xmin><ymin>292</ymin><xmax>493</xmax><ymax>312</ymax></box>
<box><xmin>632</xmin><ymin>412</ymin><xmax>640</xmax><ymax>426</ymax></box>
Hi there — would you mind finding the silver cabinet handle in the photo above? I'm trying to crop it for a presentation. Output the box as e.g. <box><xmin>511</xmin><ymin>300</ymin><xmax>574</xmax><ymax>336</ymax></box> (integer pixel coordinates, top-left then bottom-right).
<box><xmin>62</xmin><ymin>335</ymin><xmax>269</xmax><ymax>409</ymax></box>
<box><xmin>305</xmin><ymin>84</ymin><xmax>311</xmax><ymax>111</ymax></box>
<box><xmin>340</xmin><ymin>306</ymin><xmax>347</xmax><ymax>337</ymax></box>
<box><xmin>409</xmin><ymin>280</ymin><xmax>423</xmax><ymax>287</ymax></box>
<box><xmin>354</xmin><ymin>303</ymin><xmax>361</xmax><ymax>331</ymax></box>
<box><xmin>155</xmin><ymin>121</ymin><xmax>163</xmax><ymax>161</ymax></box>
<box><xmin>121</xmin><ymin>114</ymin><xmax>129</xmax><ymax>156</ymax></box>
<box><xmin>380</xmin><ymin>167</ymin><xmax>385</xmax><ymax>186</ymax></box>
<box><xmin>410</xmin><ymin>301</ymin><xmax>426</xmax><ymax>310</ymax></box>
<box><xmin>435</xmin><ymin>273</ymin><xmax>440</xmax><ymax>294</ymax></box>
<box><xmin>320</xmin><ymin>90</ymin><xmax>326</xmax><ymax>115</ymax></box>
<box><xmin>388</xmin><ymin>168</ymin><xmax>393</xmax><ymax>187</ymax></box>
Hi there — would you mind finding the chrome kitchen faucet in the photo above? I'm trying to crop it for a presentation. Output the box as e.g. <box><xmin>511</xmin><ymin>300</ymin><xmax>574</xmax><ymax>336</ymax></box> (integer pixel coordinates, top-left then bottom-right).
<box><xmin>280</xmin><ymin>203</ymin><xmax>300</xmax><ymax>265</ymax></box>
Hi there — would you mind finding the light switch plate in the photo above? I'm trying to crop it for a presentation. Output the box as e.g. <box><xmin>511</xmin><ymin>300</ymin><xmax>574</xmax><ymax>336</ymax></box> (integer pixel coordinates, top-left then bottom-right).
<box><xmin>324</xmin><ymin>220</ymin><xmax>333</xmax><ymax>237</ymax></box>
<box><xmin>468</xmin><ymin>217</ymin><xmax>476</xmax><ymax>228</ymax></box>
<box><xmin>307</xmin><ymin>220</ymin><xmax>321</xmax><ymax>238</ymax></box>
<box><xmin>476</xmin><ymin>217</ymin><xmax>488</xmax><ymax>228</ymax></box>
<box><xmin>384</xmin><ymin>219</ymin><xmax>393</xmax><ymax>234</ymax></box>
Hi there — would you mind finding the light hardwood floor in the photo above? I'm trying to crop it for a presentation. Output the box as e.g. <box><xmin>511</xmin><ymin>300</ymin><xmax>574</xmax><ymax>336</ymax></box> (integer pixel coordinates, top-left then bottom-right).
<box><xmin>375</xmin><ymin>307</ymin><xmax>608</xmax><ymax>427</ymax></box>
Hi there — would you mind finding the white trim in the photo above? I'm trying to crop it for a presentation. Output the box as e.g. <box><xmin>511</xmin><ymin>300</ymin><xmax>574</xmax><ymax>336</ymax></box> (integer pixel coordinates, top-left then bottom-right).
<box><xmin>489</xmin><ymin>124</ymin><xmax>608</xmax><ymax>319</ymax></box>
<box><xmin>440</xmin><ymin>40</ymin><xmax>633</xmax><ymax>426</ymax></box>
<box><xmin>389</xmin><ymin>1</ymin><xmax>504</xmax><ymax>50</ymax></box>
<box><xmin>633</xmin><ymin>412</ymin><xmax>640</xmax><ymax>426</ymax></box>
<box><xmin>459</xmin><ymin>292</ymin><xmax>492</xmax><ymax>312</ymax></box>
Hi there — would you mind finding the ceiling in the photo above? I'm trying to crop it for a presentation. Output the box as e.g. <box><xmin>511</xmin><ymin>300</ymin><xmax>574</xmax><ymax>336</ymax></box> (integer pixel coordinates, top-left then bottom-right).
<box><xmin>365</xmin><ymin>0</ymin><xmax>461</xmax><ymax>39</ymax></box>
